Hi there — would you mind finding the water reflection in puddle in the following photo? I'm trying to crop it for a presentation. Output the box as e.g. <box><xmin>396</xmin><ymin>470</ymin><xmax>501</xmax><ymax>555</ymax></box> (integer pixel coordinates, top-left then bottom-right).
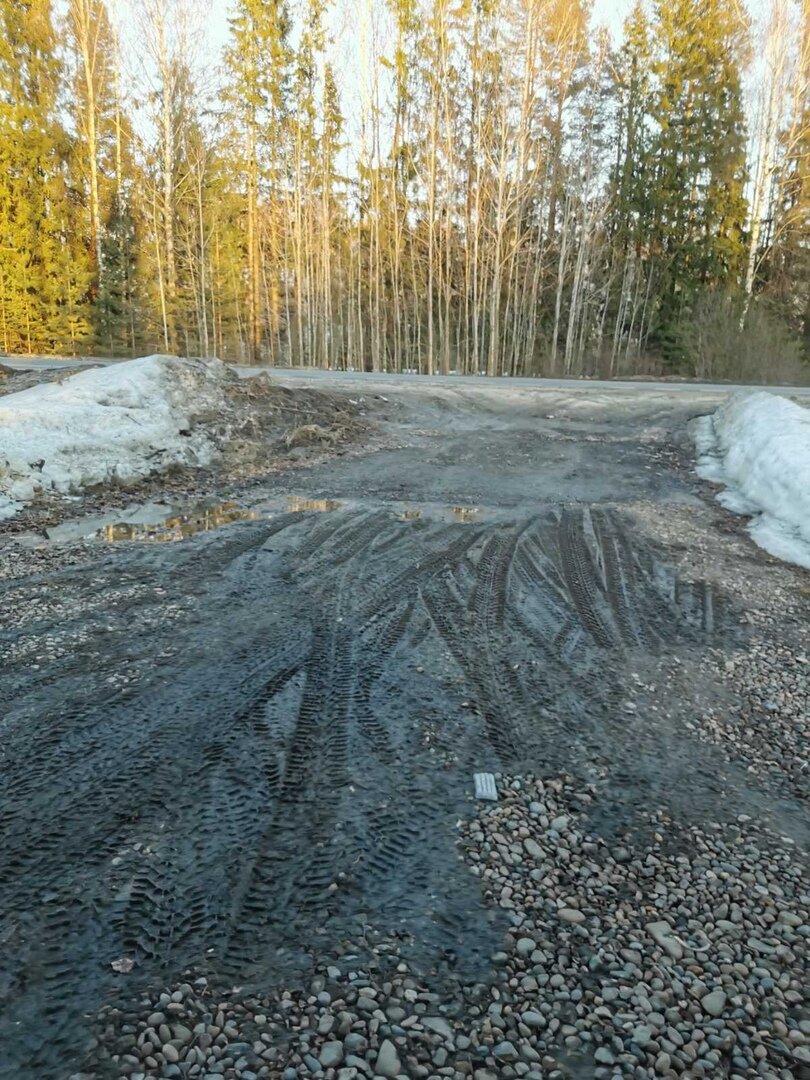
<box><xmin>47</xmin><ymin>494</ymin><xmax>489</xmax><ymax>545</ymax></box>
<box><xmin>286</xmin><ymin>497</ymin><xmax>343</xmax><ymax>512</ymax></box>
<box><xmin>451</xmin><ymin>506</ymin><xmax>479</xmax><ymax>522</ymax></box>
<box><xmin>394</xmin><ymin>504</ymin><xmax>480</xmax><ymax>523</ymax></box>
<box><xmin>101</xmin><ymin>503</ymin><xmax>260</xmax><ymax>542</ymax></box>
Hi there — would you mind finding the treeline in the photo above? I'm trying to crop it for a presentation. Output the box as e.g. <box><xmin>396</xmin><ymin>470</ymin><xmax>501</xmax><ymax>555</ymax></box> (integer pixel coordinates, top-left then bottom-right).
<box><xmin>0</xmin><ymin>0</ymin><xmax>808</xmax><ymax>379</ymax></box>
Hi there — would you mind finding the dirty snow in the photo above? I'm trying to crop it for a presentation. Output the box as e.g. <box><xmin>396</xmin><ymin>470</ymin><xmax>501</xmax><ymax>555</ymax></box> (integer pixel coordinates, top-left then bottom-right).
<box><xmin>695</xmin><ymin>391</ymin><xmax>810</xmax><ymax>569</ymax></box>
<box><xmin>0</xmin><ymin>355</ymin><xmax>230</xmax><ymax>519</ymax></box>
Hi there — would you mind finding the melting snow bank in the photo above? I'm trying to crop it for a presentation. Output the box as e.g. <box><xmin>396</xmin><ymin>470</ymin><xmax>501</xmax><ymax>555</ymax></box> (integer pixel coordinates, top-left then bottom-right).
<box><xmin>0</xmin><ymin>355</ymin><xmax>232</xmax><ymax>519</ymax></box>
<box><xmin>695</xmin><ymin>391</ymin><xmax>810</xmax><ymax>569</ymax></box>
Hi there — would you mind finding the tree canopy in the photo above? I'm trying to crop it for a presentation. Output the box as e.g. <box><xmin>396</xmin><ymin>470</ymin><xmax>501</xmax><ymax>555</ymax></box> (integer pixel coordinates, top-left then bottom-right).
<box><xmin>0</xmin><ymin>0</ymin><xmax>807</xmax><ymax>381</ymax></box>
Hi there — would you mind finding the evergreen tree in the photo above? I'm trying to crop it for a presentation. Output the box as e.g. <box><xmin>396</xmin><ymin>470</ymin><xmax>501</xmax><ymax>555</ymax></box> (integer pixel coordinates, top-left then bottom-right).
<box><xmin>66</xmin><ymin>0</ymin><xmax>118</xmax><ymax>294</ymax></box>
<box><xmin>96</xmin><ymin>193</ymin><xmax>139</xmax><ymax>354</ymax></box>
<box><xmin>650</xmin><ymin>0</ymin><xmax>749</xmax><ymax>363</ymax></box>
<box><xmin>224</xmin><ymin>0</ymin><xmax>292</xmax><ymax>363</ymax></box>
<box><xmin>0</xmin><ymin>0</ymin><xmax>91</xmax><ymax>353</ymax></box>
<box><xmin>766</xmin><ymin>0</ymin><xmax>810</xmax><ymax>357</ymax></box>
<box><xmin>611</xmin><ymin>1</ymin><xmax>654</xmax><ymax>251</ymax></box>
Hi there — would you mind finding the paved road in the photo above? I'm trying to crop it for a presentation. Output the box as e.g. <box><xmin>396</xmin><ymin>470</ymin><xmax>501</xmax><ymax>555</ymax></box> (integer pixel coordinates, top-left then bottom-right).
<box><xmin>3</xmin><ymin>353</ymin><xmax>809</xmax><ymax>396</ymax></box>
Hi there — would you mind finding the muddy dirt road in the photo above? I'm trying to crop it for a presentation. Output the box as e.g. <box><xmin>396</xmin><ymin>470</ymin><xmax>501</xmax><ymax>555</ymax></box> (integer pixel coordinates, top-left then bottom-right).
<box><xmin>1</xmin><ymin>378</ymin><xmax>807</xmax><ymax>1080</ymax></box>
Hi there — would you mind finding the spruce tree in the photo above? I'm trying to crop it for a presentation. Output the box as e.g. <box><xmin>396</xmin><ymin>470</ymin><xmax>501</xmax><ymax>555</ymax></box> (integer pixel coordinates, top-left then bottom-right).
<box><xmin>767</xmin><ymin>0</ymin><xmax>810</xmax><ymax>358</ymax></box>
<box><xmin>612</xmin><ymin>1</ymin><xmax>654</xmax><ymax>250</ymax></box>
<box><xmin>0</xmin><ymin>0</ymin><xmax>92</xmax><ymax>352</ymax></box>
<box><xmin>650</xmin><ymin>0</ymin><xmax>749</xmax><ymax>363</ymax></box>
<box><xmin>224</xmin><ymin>0</ymin><xmax>292</xmax><ymax>363</ymax></box>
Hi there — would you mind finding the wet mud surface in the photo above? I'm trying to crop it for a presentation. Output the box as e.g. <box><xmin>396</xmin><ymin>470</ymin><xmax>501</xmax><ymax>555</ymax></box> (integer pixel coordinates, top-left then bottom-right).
<box><xmin>0</xmin><ymin>382</ymin><xmax>807</xmax><ymax>1079</ymax></box>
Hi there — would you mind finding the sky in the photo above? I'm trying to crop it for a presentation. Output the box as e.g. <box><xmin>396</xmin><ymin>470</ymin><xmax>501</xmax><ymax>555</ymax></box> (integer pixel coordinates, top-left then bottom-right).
<box><xmin>594</xmin><ymin>0</ymin><xmax>635</xmax><ymax>36</ymax></box>
<box><xmin>199</xmin><ymin>0</ymin><xmax>639</xmax><ymax>52</ymax></box>
<box><xmin>197</xmin><ymin>0</ymin><xmax>767</xmax><ymax>65</ymax></box>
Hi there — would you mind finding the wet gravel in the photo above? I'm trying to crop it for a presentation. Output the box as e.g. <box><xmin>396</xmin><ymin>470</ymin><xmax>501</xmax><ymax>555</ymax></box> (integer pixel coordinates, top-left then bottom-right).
<box><xmin>86</xmin><ymin>773</ymin><xmax>808</xmax><ymax>1080</ymax></box>
<box><xmin>627</xmin><ymin>498</ymin><xmax>809</xmax><ymax>805</ymax></box>
<box><xmin>459</xmin><ymin>776</ymin><xmax>808</xmax><ymax>1080</ymax></box>
<box><xmin>698</xmin><ymin>643</ymin><xmax>809</xmax><ymax>800</ymax></box>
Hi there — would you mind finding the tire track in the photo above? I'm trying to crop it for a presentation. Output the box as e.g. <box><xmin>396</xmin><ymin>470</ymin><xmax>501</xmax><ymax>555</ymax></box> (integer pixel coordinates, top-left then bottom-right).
<box><xmin>0</xmin><ymin>504</ymin><xmax>735</xmax><ymax>1078</ymax></box>
<box><xmin>559</xmin><ymin>507</ymin><xmax>619</xmax><ymax>648</ymax></box>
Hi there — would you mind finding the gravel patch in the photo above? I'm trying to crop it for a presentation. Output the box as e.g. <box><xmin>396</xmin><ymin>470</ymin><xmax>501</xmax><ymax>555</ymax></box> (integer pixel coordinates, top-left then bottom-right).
<box><xmin>626</xmin><ymin>498</ymin><xmax>809</xmax><ymax>804</ymax></box>
<box><xmin>459</xmin><ymin>775</ymin><xmax>808</xmax><ymax>1079</ymax></box>
<box><xmin>695</xmin><ymin>642</ymin><xmax>809</xmax><ymax>800</ymax></box>
<box><xmin>86</xmin><ymin>774</ymin><xmax>808</xmax><ymax>1080</ymax></box>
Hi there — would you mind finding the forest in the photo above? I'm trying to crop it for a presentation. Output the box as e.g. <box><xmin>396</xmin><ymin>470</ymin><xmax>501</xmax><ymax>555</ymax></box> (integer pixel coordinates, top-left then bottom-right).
<box><xmin>0</xmin><ymin>0</ymin><xmax>808</xmax><ymax>380</ymax></box>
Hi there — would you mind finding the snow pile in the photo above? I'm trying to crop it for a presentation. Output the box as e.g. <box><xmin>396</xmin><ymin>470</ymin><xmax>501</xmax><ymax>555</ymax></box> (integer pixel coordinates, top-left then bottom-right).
<box><xmin>0</xmin><ymin>355</ymin><xmax>232</xmax><ymax>519</ymax></box>
<box><xmin>695</xmin><ymin>391</ymin><xmax>810</xmax><ymax>569</ymax></box>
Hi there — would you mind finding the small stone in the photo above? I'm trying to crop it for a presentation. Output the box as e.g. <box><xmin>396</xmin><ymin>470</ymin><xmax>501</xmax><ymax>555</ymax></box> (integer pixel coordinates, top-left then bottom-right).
<box><xmin>524</xmin><ymin>838</ymin><xmax>544</xmax><ymax>860</ymax></box>
<box><xmin>423</xmin><ymin>1017</ymin><xmax>454</xmax><ymax>1040</ymax></box>
<box><xmin>162</xmin><ymin>1044</ymin><xmax>180</xmax><ymax>1063</ymax></box>
<box><xmin>493</xmin><ymin>1041</ymin><xmax>518</xmax><ymax>1061</ymax></box>
<box><xmin>345</xmin><ymin>1055</ymin><xmax>370</xmax><ymax>1073</ymax></box>
<box><xmin>521</xmin><ymin>1011</ymin><xmax>546</xmax><ymax>1030</ymax></box>
<box><xmin>701</xmin><ymin>991</ymin><xmax>727</xmax><ymax>1018</ymax></box>
<box><xmin>375</xmin><ymin>1039</ymin><xmax>402</xmax><ymax>1078</ymax></box>
<box><xmin>320</xmin><ymin>1041</ymin><xmax>345</xmax><ymax>1068</ymax></box>
<box><xmin>318</xmin><ymin>1014</ymin><xmax>336</xmax><ymax>1035</ymax></box>
<box><xmin>558</xmin><ymin>908</ymin><xmax>585</xmax><ymax>924</ymax></box>
<box><xmin>778</xmin><ymin>911</ymin><xmax>802</xmax><ymax>928</ymax></box>
<box><xmin>646</xmin><ymin>921</ymin><xmax>684</xmax><ymax>961</ymax></box>
<box><xmin>631</xmin><ymin>1025</ymin><xmax>654</xmax><ymax>1047</ymax></box>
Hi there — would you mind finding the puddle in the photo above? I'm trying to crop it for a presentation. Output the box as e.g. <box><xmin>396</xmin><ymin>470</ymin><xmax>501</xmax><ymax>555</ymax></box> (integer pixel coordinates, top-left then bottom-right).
<box><xmin>43</xmin><ymin>495</ymin><xmax>490</xmax><ymax>546</ymax></box>
<box><xmin>47</xmin><ymin>503</ymin><xmax>178</xmax><ymax>543</ymax></box>
<box><xmin>47</xmin><ymin>495</ymin><xmax>344</xmax><ymax>546</ymax></box>
<box><xmin>47</xmin><ymin>501</ymin><xmax>262</xmax><ymax>544</ymax></box>
<box><xmin>393</xmin><ymin>503</ymin><xmax>483</xmax><ymax>524</ymax></box>
<box><xmin>286</xmin><ymin>497</ymin><xmax>343</xmax><ymax>512</ymax></box>
<box><xmin>451</xmin><ymin>506</ymin><xmax>479</xmax><ymax>522</ymax></box>
<box><xmin>100</xmin><ymin>503</ymin><xmax>260</xmax><ymax>542</ymax></box>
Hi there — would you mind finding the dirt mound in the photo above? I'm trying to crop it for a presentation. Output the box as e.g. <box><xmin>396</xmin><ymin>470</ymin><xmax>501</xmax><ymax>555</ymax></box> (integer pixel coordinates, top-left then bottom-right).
<box><xmin>218</xmin><ymin>374</ymin><xmax>365</xmax><ymax>465</ymax></box>
<box><xmin>0</xmin><ymin>364</ymin><xmax>370</xmax><ymax>534</ymax></box>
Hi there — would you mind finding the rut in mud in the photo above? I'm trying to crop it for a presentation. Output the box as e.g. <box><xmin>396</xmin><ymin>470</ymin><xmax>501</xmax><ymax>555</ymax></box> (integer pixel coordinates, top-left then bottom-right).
<box><xmin>0</xmin><ymin>504</ymin><xmax>740</xmax><ymax>1076</ymax></box>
